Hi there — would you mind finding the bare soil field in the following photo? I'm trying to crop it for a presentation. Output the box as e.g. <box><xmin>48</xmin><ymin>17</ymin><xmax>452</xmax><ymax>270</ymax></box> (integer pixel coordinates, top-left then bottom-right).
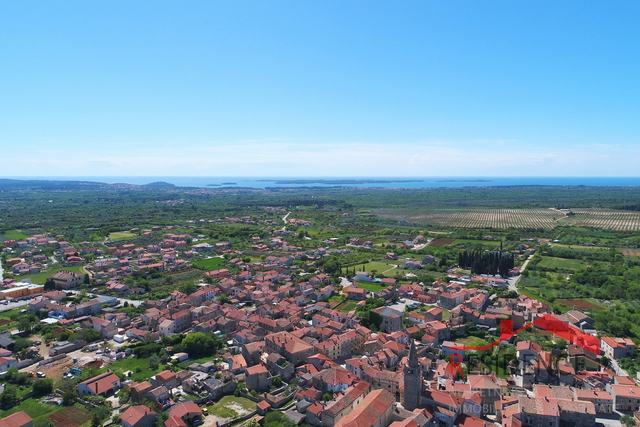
<box><xmin>427</xmin><ymin>238</ymin><xmax>456</xmax><ymax>247</ymax></box>
<box><xmin>556</xmin><ymin>299</ymin><xmax>604</xmax><ymax>311</ymax></box>
<box><xmin>48</xmin><ymin>407</ymin><xmax>91</xmax><ymax>427</ymax></box>
<box><xmin>620</xmin><ymin>248</ymin><xmax>640</xmax><ymax>257</ymax></box>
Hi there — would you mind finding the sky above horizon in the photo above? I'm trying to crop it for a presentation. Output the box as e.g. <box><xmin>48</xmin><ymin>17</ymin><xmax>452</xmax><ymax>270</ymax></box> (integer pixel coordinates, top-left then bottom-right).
<box><xmin>2</xmin><ymin>1</ymin><xmax>639</xmax><ymax>177</ymax></box>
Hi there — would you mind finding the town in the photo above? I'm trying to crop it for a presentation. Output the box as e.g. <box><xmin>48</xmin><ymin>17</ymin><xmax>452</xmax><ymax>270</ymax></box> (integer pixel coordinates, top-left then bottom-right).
<box><xmin>0</xmin><ymin>203</ymin><xmax>637</xmax><ymax>427</ymax></box>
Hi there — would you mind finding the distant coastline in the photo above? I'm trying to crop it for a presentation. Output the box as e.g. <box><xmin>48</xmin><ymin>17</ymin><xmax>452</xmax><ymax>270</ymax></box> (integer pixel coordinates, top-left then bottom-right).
<box><xmin>256</xmin><ymin>179</ymin><xmax>425</xmax><ymax>185</ymax></box>
<box><xmin>435</xmin><ymin>179</ymin><xmax>492</xmax><ymax>183</ymax></box>
<box><xmin>3</xmin><ymin>176</ymin><xmax>640</xmax><ymax>190</ymax></box>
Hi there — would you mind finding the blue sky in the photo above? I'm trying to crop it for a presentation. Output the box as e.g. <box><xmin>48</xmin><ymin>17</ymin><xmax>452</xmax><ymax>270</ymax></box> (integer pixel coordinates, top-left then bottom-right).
<box><xmin>1</xmin><ymin>1</ymin><xmax>639</xmax><ymax>177</ymax></box>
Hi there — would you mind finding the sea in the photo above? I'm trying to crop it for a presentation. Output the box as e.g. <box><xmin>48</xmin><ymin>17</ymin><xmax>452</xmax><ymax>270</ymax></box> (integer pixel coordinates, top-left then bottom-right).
<box><xmin>5</xmin><ymin>176</ymin><xmax>640</xmax><ymax>189</ymax></box>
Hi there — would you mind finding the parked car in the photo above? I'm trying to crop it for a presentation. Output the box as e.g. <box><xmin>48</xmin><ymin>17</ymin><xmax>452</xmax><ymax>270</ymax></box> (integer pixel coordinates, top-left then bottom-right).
<box><xmin>36</xmin><ymin>372</ymin><xmax>46</xmax><ymax>378</ymax></box>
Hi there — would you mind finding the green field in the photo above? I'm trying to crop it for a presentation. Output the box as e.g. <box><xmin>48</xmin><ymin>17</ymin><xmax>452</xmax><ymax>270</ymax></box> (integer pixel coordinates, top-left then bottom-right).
<box><xmin>343</xmin><ymin>261</ymin><xmax>398</xmax><ymax>277</ymax></box>
<box><xmin>354</xmin><ymin>281</ymin><xmax>386</xmax><ymax>291</ymax></box>
<box><xmin>108</xmin><ymin>231</ymin><xmax>136</xmax><ymax>241</ymax></box>
<box><xmin>107</xmin><ymin>356</ymin><xmax>165</xmax><ymax>382</ymax></box>
<box><xmin>21</xmin><ymin>266</ymin><xmax>85</xmax><ymax>285</ymax></box>
<box><xmin>0</xmin><ymin>397</ymin><xmax>64</xmax><ymax>420</ymax></box>
<box><xmin>455</xmin><ymin>336</ymin><xmax>489</xmax><ymax>347</ymax></box>
<box><xmin>0</xmin><ymin>230</ymin><xmax>30</xmax><ymax>240</ymax></box>
<box><xmin>549</xmin><ymin>243</ymin><xmax>607</xmax><ymax>251</ymax></box>
<box><xmin>209</xmin><ymin>395</ymin><xmax>257</xmax><ymax>419</ymax></box>
<box><xmin>453</xmin><ymin>239</ymin><xmax>503</xmax><ymax>247</ymax></box>
<box><xmin>537</xmin><ymin>256</ymin><xmax>585</xmax><ymax>272</ymax></box>
<box><xmin>193</xmin><ymin>257</ymin><xmax>226</xmax><ymax>270</ymax></box>
<box><xmin>335</xmin><ymin>300</ymin><xmax>358</xmax><ymax>313</ymax></box>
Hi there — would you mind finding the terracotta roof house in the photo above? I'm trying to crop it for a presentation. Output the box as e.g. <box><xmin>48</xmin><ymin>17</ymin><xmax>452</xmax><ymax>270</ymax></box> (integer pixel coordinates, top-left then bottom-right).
<box><xmin>77</xmin><ymin>371</ymin><xmax>121</xmax><ymax>397</ymax></box>
<box><xmin>0</xmin><ymin>411</ymin><xmax>33</xmax><ymax>427</ymax></box>
<box><xmin>334</xmin><ymin>389</ymin><xmax>395</xmax><ymax>427</ymax></box>
<box><xmin>168</xmin><ymin>403</ymin><xmax>202</xmax><ymax>426</ymax></box>
<box><xmin>121</xmin><ymin>405</ymin><xmax>157</xmax><ymax>427</ymax></box>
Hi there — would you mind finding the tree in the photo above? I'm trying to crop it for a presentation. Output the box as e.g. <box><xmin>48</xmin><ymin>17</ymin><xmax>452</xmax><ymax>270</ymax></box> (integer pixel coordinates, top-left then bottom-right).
<box><xmin>18</xmin><ymin>317</ymin><xmax>35</xmax><ymax>333</ymax></box>
<box><xmin>218</xmin><ymin>294</ymin><xmax>230</xmax><ymax>304</ymax></box>
<box><xmin>33</xmin><ymin>378</ymin><xmax>54</xmax><ymax>396</ymax></box>
<box><xmin>148</xmin><ymin>354</ymin><xmax>160</xmax><ymax>370</ymax></box>
<box><xmin>0</xmin><ymin>386</ymin><xmax>19</xmax><ymax>407</ymax></box>
<box><xmin>272</xmin><ymin>376</ymin><xmax>283</xmax><ymax>388</ymax></box>
<box><xmin>44</xmin><ymin>278</ymin><xmax>56</xmax><ymax>291</ymax></box>
<box><xmin>90</xmin><ymin>413</ymin><xmax>102</xmax><ymax>427</ymax></box>
<box><xmin>322</xmin><ymin>392</ymin><xmax>333</xmax><ymax>401</ymax></box>
<box><xmin>62</xmin><ymin>389</ymin><xmax>77</xmax><ymax>406</ymax></box>
<box><xmin>181</xmin><ymin>332</ymin><xmax>221</xmax><ymax>358</ymax></box>
<box><xmin>179</xmin><ymin>282</ymin><xmax>198</xmax><ymax>295</ymax></box>
<box><xmin>118</xmin><ymin>387</ymin><xmax>131</xmax><ymax>404</ymax></box>
<box><xmin>621</xmin><ymin>415</ymin><xmax>635</xmax><ymax>427</ymax></box>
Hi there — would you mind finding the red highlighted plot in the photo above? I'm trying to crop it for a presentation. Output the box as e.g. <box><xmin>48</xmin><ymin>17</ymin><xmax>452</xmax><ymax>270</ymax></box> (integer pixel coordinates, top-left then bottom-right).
<box><xmin>448</xmin><ymin>314</ymin><xmax>600</xmax><ymax>376</ymax></box>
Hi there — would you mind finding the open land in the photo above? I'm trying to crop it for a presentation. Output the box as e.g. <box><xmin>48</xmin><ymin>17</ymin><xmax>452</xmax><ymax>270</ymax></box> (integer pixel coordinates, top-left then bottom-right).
<box><xmin>1</xmin><ymin>180</ymin><xmax>640</xmax><ymax>426</ymax></box>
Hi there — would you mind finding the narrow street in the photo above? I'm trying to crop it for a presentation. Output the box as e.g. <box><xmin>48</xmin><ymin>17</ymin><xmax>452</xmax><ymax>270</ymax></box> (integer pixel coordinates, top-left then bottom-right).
<box><xmin>508</xmin><ymin>254</ymin><xmax>534</xmax><ymax>292</ymax></box>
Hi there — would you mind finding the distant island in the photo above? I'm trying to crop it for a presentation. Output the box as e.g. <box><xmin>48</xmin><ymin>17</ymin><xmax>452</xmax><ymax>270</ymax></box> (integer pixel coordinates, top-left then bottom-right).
<box><xmin>435</xmin><ymin>179</ymin><xmax>492</xmax><ymax>183</ymax></box>
<box><xmin>207</xmin><ymin>182</ymin><xmax>237</xmax><ymax>187</ymax></box>
<box><xmin>256</xmin><ymin>179</ymin><xmax>425</xmax><ymax>185</ymax></box>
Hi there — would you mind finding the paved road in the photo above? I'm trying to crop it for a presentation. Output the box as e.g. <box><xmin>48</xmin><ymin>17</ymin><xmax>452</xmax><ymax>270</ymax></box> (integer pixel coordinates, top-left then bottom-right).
<box><xmin>508</xmin><ymin>254</ymin><xmax>535</xmax><ymax>292</ymax></box>
<box><xmin>67</xmin><ymin>290</ymin><xmax>144</xmax><ymax>307</ymax></box>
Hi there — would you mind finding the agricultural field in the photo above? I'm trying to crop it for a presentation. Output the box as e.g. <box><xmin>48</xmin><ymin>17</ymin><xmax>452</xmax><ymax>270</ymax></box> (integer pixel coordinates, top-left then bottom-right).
<box><xmin>564</xmin><ymin>209</ymin><xmax>640</xmax><ymax>231</ymax></box>
<box><xmin>620</xmin><ymin>248</ymin><xmax>640</xmax><ymax>257</ymax></box>
<box><xmin>48</xmin><ymin>406</ymin><xmax>91</xmax><ymax>427</ymax></box>
<box><xmin>0</xmin><ymin>229</ymin><xmax>30</xmax><ymax>240</ymax></box>
<box><xmin>536</xmin><ymin>256</ymin><xmax>585</xmax><ymax>272</ymax></box>
<box><xmin>192</xmin><ymin>257</ymin><xmax>226</xmax><ymax>270</ymax></box>
<box><xmin>107</xmin><ymin>231</ymin><xmax>136</xmax><ymax>241</ymax></box>
<box><xmin>555</xmin><ymin>299</ymin><xmax>606</xmax><ymax>311</ymax></box>
<box><xmin>375</xmin><ymin>208</ymin><xmax>640</xmax><ymax>231</ymax></box>
<box><xmin>376</xmin><ymin>208</ymin><xmax>565</xmax><ymax>229</ymax></box>
<box><xmin>427</xmin><ymin>238</ymin><xmax>456</xmax><ymax>247</ymax></box>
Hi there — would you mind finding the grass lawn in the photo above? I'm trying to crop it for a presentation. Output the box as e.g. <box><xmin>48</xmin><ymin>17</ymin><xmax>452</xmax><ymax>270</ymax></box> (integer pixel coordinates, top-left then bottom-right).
<box><xmin>209</xmin><ymin>395</ymin><xmax>257</xmax><ymax>419</ymax></box>
<box><xmin>0</xmin><ymin>397</ymin><xmax>61</xmax><ymax>420</ymax></box>
<box><xmin>455</xmin><ymin>336</ymin><xmax>489</xmax><ymax>347</ymax></box>
<box><xmin>0</xmin><ymin>230</ymin><xmax>30</xmax><ymax>240</ymax></box>
<box><xmin>192</xmin><ymin>257</ymin><xmax>226</xmax><ymax>270</ymax></box>
<box><xmin>549</xmin><ymin>243</ymin><xmax>607</xmax><ymax>251</ymax></box>
<box><xmin>21</xmin><ymin>265</ymin><xmax>85</xmax><ymax>285</ymax></box>
<box><xmin>354</xmin><ymin>262</ymin><xmax>395</xmax><ymax>276</ymax></box>
<box><xmin>176</xmin><ymin>355</ymin><xmax>217</xmax><ymax>369</ymax></box>
<box><xmin>354</xmin><ymin>281</ymin><xmax>386</xmax><ymax>291</ymax></box>
<box><xmin>537</xmin><ymin>256</ymin><xmax>585</xmax><ymax>272</ymax></box>
<box><xmin>441</xmin><ymin>308</ymin><xmax>450</xmax><ymax>321</ymax></box>
<box><xmin>335</xmin><ymin>300</ymin><xmax>358</xmax><ymax>313</ymax></box>
<box><xmin>106</xmin><ymin>357</ymin><xmax>164</xmax><ymax>382</ymax></box>
<box><xmin>108</xmin><ymin>231</ymin><xmax>136</xmax><ymax>241</ymax></box>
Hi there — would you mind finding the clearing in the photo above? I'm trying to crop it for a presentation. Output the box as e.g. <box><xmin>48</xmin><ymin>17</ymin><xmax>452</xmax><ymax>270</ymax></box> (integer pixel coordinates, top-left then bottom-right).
<box><xmin>48</xmin><ymin>406</ymin><xmax>91</xmax><ymax>427</ymax></box>
<box><xmin>206</xmin><ymin>395</ymin><xmax>257</xmax><ymax>425</ymax></box>
<box><xmin>537</xmin><ymin>256</ymin><xmax>585</xmax><ymax>272</ymax></box>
